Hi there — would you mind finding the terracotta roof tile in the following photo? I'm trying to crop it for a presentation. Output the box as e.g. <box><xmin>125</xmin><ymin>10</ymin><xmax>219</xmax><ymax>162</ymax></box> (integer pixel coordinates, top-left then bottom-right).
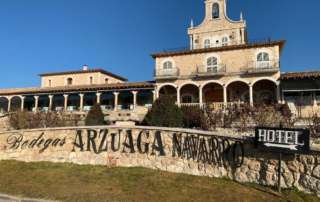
<box><xmin>0</xmin><ymin>82</ymin><xmax>154</xmax><ymax>96</ymax></box>
<box><xmin>281</xmin><ymin>71</ymin><xmax>320</xmax><ymax>80</ymax></box>
<box><xmin>39</xmin><ymin>68</ymin><xmax>128</xmax><ymax>82</ymax></box>
<box><xmin>151</xmin><ymin>40</ymin><xmax>286</xmax><ymax>58</ymax></box>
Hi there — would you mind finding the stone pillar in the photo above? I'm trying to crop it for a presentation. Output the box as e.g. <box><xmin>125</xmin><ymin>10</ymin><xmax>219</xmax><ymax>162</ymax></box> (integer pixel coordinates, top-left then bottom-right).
<box><xmin>7</xmin><ymin>96</ymin><xmax>12</xmax><ymax>112</ymax></box>
<box><xmin>177</xmin><ymin>87</ymin><xmax>181</xmax><ymax>106</ymax></box>
<box><xmin>276</xmin><ymin>83</ymin><xmax>281</xmax><ymax>104</ymax></box>
<box><xmin>199</xmin><ymin>87</ymin><xmax>203</xmax><ymax>107</ymax></box>
<box><xmin>48</xmin><ymin>95</ymin><xmax>53</xmax><ymax>111</ymax></box>
<box><xmin>79</xmin><ymin>94</ymin><xmax>84</xmax><ymax>111</ymax></box>
<box><xmin>314</xmin><ymin>92</ymin><xmax>317</xmax><ymax>107</ymax></box>
<box><xmin>223</xmin><ymin>86</ymin><xmax>227</xmax><ymax>106</ymax></box>
<box><xmin>20</xmin><ymin>96</ymin><xmax>25</xmax><ymax>111</ymax></box>
<box><xmin>249</xmin><ymin>85</ymin><xmax>253</xmax><ymax>106</ymax></box>
<box><xmin>34</xmin><ymin>96</ymin><xmax>39</xmax><ymax>112</ymax></box>
<box><xmin>96</xmin><ymin>92</ymin><xmax>101</xmax><ymax>104</ymax></box>
<box><xmin>152</xmin><ymin>90</ymin><xmax>156</xmax><ymax>102</ymax></box>
<box><xmin>131</xmin><ymin>91</ymin><xmax>138</xmax><ymax>110</ymax></box>
<box><xmin>63</xmin><ymin>94</ymin><xmax>68</xmax><ymax>111</ymax></box>
<box><xmin>113</xmin><ymin>92</ymin><xmax>119</xmax><ymax>111</ymax></box>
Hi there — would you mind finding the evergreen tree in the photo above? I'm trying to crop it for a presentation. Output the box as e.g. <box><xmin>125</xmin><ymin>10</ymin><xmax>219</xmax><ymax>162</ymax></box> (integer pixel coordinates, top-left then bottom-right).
<box><xmin>85</xmin><ymin>104</ymin><xmax>106</xmax><ymax>126</ymax></box>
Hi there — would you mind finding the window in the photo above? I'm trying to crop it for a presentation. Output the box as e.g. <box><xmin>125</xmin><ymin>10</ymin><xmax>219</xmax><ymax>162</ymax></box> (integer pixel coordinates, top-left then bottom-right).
<box><xmin>67</xmin><ymin>78</ymin><xmax>73</xmax><ymax>86</ymax></box>
<box><xmin>89</xmin><ymin>76</ymin><xmax>93</xmax><ymax>84</ymax></box>
<box><xmin>207</xmin><ymin>57</ymin><xmax>218</xmax><ymax>72</ymax></box>
<box><xmin>204</xmin><ymin>39</ymin><xmax>210</xmax><ymax>48</ymax></box>
<box><xmin>163</xmin><ymin>61</ymin><xmax>173</xmax><ymax>69</ymax></box>
<box><xmin>222</xmin><ymin>37</ymin><xmax>228</xmax><ymax>46</ymax></box>
<box><xmin>105</xmin><ymin>78</ymin><xmax>109</xmax><ymax>84</ymax></box>
<box><xmin>48</xmin><ymin>80</ymin><xmax>51</xmax><ymax>87</ymax></box>
<box><xmin>257</xmin><ymin>52</ymin><xmax>270</xmax><ymax>68</ymax></box>
<box><xmin>212</xmin><ymin>3</ymin><xmax>220</xmax><ymax>19</ymax></box>
<box><xmin>182</xmin><ymin>95</ymin><xmax>193</xmax><ymax>103</ymax></box>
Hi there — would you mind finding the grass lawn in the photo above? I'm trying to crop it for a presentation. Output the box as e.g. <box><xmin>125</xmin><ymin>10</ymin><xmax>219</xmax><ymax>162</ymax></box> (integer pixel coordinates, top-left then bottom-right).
<box><xmin>0</xmin><ymin>161</ymin><xmax>318</xmax><ymax>202</ymax></box>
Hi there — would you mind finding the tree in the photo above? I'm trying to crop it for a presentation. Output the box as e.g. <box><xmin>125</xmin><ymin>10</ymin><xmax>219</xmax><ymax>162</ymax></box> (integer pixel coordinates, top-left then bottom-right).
<box><xmin>85</xmin><ymin>104</ymin><xmax>106</xmax><ymax>126</ymax></box>
<box><xmin>143</xmin><ymin>95</ymin><xmax>183</xmax><ymax>127</ymax></box>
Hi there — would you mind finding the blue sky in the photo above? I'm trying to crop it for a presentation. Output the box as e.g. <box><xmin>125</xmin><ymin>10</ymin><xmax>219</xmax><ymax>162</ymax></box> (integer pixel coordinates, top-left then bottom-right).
<box><xmin>0</xmin><ymin>0</ymin><xmax>319</xmax><ymax>88</ymax></box>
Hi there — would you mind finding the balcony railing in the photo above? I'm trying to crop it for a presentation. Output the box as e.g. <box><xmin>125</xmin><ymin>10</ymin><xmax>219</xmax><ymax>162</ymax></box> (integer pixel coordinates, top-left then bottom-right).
<box><xmin>240</xmin><ymin>60</ymin><xmax>280</xmax><ymax>74</ymax></box>
<box><xmin>155</xmin><ymin>68</ymin><xmax>180</xmax><ymax>79</ymax></box>
<box><xmin>193</xmin><ymin>64</ymin><xmax>226</xmax><ymax>77</ymax></box>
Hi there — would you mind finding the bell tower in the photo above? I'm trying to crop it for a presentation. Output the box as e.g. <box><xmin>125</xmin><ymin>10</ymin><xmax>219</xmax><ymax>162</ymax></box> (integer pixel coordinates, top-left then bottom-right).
<box><xmin>188</xmin><ymin>0</ymin><xmax>247</xmax><ymax>50</ymax></box>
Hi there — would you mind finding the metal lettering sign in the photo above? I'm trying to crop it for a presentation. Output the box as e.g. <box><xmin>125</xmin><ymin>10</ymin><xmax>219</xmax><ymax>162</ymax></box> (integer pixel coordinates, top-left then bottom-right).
<box><xmin>255</xmin><ymin>127</ymin><xmax>310</xmax><ymax>154</ymax></box>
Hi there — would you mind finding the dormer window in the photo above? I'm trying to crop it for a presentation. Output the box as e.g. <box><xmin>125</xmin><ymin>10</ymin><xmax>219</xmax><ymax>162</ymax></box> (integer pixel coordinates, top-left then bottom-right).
<box><xmin>212</xmin><ymin>3</ymin><xmax>220</xmax><ymax>19</ymax></box>
<box><xmin>163</xmin><ymin>61</ymin><xmax>173</xmax><ymax>69</ymax></box>
<box><xmin>67</xmin><ymin>78</ymin><xmax>73</xmax><ymax>86</ymax></box>
<box><xmin>204</xmin><ymin>39</ymin><xmax>211</xmax><ymax>48</ymax></box>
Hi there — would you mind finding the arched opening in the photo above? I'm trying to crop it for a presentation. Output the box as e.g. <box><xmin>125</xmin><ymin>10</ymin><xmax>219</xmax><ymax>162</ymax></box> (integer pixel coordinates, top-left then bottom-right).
<box><xmin>67</xmin><ymin>94</ymin><xmax>80</xmax><ymax>111</ymax></box>
<box><xmin>253</xmin><ymin>80</ymin><xmax>277</xmax><ymax>105</ymax></box>
<box><xmin>180</xmin><ymin>84</ymin><xmax>199</xmax><ymax>104</ymax></box>
<box><xmin>207</xmin><ymin>57</ymin><xmax>218</xmax><ymax>72</ymax></box>
<box><xmin>118</xmin><ymin>91</ymin><xmax>133</xmax><ymax>110</ymax></box>
<box><xmin>24</xmin><ymin>96</ymin><xmax>35</xmax><ymax>112</ymax></box>
<box><xmin>163</xmin><ymin>61</ymin><xmax>173</xmax><ymax>69</ymax></box>
<box><xmin>227</xmin><ymin>81</ymin><xmax>249</xmax><ymax>103</ymax></box>
<box><xmin>257</xmin><ymin>52</ymin><xmax>270</xmax><ymax>68</ymax></box>
<box><xmin>137</xmin><ymin>90</ymin><xmax>153</xmax><ymax>108</ymax></box>
<box><xmin>52</xmin><ymin>95</ymin><xmax>64</xmax><ymax>111</ymax></box>
<box><xmin>212</xmin><ymin>3</ymin><xmax>220</xmax><ymax>19</ymax></box>
<box><xmin>159</xmin><ymin>85</ymin><xmax>177</xmax><ymax>102</ymax></box>
<box><xmin>202</xmin><ymin>83</ymin><xmax>224</xmax><ymax>103</ymax></box>
<box><xmin>101</xmin><ymin>92</ymin><xmax>114</xmax><ymax>110</ymax></box>
<box><xmin>11</xmin><ymin>96</ymin><xmax>22</xmax><ymax>112</ymax></box>
<box><xmin>83</xmin><ymin>93</ymin><xmax>97</xmax><ymax>111</ymax></box>
<box><xmin>0</xmin><ymin>97</ymin><xmax>9</xmax><ymax>113</ymax></box>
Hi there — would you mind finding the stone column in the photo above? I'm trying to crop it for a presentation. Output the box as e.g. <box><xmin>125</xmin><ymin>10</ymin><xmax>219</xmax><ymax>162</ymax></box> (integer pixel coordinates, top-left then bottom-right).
<box><xmin>276</xmin><ymin>84</ymin><xmax>281</xmax><ymax>104</ymax></box>
<box><xmin>177</xmin><ymin>87</ymin><xmax>181</xmax><ymax>106</ymax></box>
<box><xmin>79</xmin><ymin>94</ymin><xmax>84</xmax><ymax>111</ymax></box>
<box><xmin>34</xmin><ymin>96</ymin><xmax>39</xmax><ymax>112</ymax></box>
<box><xmin>7</xmin><ymin>96</ymin><xmax>12</xmax><ymax>112</ymax></box>
<box><xmin>223</xmin><ymin>86</ymin><xmax>227</xmax><ymax>106</ymax></box>
<box><xmin>249</xmin><ymin>85</ymin><xmax>253</xmax><ymax>106</ymax></box>
<box><xmin>314</xmin><ymin>92</ymin><xmax>317</xmax><ymax>107</ymax></box>
<box><xmin>113</xmin><ymin>92</ymin><xmax>119</xmax><ymax>111</ymax></box>
<box><xmin>63</xmin><ymin>94</ymin><xmax>68</xmax><ymax>111</ymax></box>
<box><xmin>48</xmin><ymin>95</ymin><xmax>53</xmax><ymax>111</ymax></box>
<box><xmin>132</xmin><ymin>91</ymin><xmax>138</xmax><ymax>110</ymax></box>
<box><xmin>152</xmin><ymin>90</ymin><xmax>156</xmax><ymax>102</ymax></box>
<box><xmin>20</xmin><ymin>96</ymin><xmax>25</xmax><ymax>111</ymax></box>
<box><xmin>96</xmin><ymin>92</ymin><xmax>101</xmax><ymax>104</ymax></box>
<box><xmin>199</xmin><ymin>87</ymin><xmax>203</xmax><ymax>107</ymax></box>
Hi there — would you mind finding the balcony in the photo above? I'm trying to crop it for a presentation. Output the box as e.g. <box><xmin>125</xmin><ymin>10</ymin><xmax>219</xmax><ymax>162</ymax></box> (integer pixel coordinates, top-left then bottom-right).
<box><xmin>240</xmin><ymin>60</ymin><xmax>280</xmax><ymax>74</ymax></box>
<box><xmin>155</xmin><ymin>68</ymin><xmax>180</xmax><ymax>80</ymax></box>
<box><xmin>193</xmin><ymin>64</ymin><xmax>227</xmax><ymax>78</ymax></box>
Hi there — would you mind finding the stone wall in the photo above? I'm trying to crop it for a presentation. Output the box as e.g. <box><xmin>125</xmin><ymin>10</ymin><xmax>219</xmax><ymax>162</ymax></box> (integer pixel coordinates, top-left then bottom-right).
<box><xmin>0</xmin><ymin>126</ymin><xmax>319</xmax><ymax>196</ymax></box>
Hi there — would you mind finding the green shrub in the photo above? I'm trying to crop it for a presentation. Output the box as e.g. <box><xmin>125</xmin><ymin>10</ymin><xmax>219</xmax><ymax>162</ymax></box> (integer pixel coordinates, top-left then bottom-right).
<box><xmin>9</xmin><ymin>111</ymin><xmax>67</xmax><ymax>130</ymax></box>
<box><xmin>143</xmin><ymin>96</ymin><xmax>183</xmax><ymax>127</ymax></box>
<box><xmin>181</xmin><ymin>106</ymin><xmax>206</xmax><ymax>129</ymax></box>
<box><xmin>85</xmin><ymin>104</ymin><xmax>106</xmax><ymax>126</ymax></box>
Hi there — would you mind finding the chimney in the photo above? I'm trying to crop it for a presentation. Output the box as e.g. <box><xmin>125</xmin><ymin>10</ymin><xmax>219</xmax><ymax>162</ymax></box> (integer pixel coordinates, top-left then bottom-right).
<box><xmin>82</xmin><ymin>64</ymin><xmax>89</xmax><ymax>71</ymax></box>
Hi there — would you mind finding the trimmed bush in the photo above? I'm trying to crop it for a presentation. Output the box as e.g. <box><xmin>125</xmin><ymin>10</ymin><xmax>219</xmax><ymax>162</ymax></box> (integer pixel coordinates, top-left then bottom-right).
<box><xmin>143</xmin><ymin>96</ymin><xmax>183</xmax><ymax>127</ymax></box>
<box><xmin>181</xmin><ymin>106</ymin><xmax>206</xmax><ymax>129</ymax></box>
<box><xmin>85</xmin><ymin>104</ymin><xmax>106</xmax><ymax>126</ymax></box>
<box><xmin>9</xmin><ymin>111</ymin><xmax>67</xmax><ymax>130</ymax></box>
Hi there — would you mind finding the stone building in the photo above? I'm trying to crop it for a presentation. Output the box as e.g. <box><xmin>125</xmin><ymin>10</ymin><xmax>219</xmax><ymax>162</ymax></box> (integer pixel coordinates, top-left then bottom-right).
<box><xmin>153</xmin><ymin>0</ymin><xmax>283</xmax><ymax>109</ymax></box>
<box><xmin>0</xmin><ymin>0</ymin><xmax>318</xmax><ymax>121</ymax></box>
